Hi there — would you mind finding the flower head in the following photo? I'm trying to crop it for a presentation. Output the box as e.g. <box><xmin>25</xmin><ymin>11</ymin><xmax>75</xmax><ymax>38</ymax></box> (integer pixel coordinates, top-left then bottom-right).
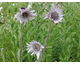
<box><xmin>1</xmin><ymin>48</ymin><xmax>4</xmax><ymax>51</ymax></box>
<box><xmin>44</xmin><ymin>5</ymin><xmax>63</xmax><ymax>23</ymax></box>
<box><xmin>14</xmin><ymin>6</ymin><xmax>37</xmax><ymax>24</ymax></box>
<box><xmin>26</xmin><ymin>40</ymin><xmax>44</xmax><ymax>59</ymax></box>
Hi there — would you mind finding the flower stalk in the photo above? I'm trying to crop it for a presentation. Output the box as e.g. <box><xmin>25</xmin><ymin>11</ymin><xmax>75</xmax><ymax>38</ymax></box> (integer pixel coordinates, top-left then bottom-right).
<box><xmin>1</xmin><ymin>48</ymin><xmax>5</xmax><ymax>62</ymax></box>
<box><xmin>19</xmin><ymin>23</ymin><xmax>23</xmax><ymax>62</ymax></box>
<box><xmin>37</xmin><ymin>20</ymin><xmax>52</xmax><ymax>62</ymax></box>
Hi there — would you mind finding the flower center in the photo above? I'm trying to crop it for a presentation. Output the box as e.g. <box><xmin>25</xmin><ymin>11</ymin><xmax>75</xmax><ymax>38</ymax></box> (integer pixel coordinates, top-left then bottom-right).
<box><xmin>22</xmin><ymin>12</ymin><xmax>28</xmax><ymax>18</ymax></box>
<box><xmin>33</xmin><ymin>44</ymin><xmax>40</xmax><ymax>51</ymax></box>
<box><xmin>21</xmin><ymin>7</ymin><xmax>25</xmax><ymax>9</ymax></box>
<box><xmin>51</xmin><ymin>11</ymin><xmax>59</xmax><ymax>20</ymax></box>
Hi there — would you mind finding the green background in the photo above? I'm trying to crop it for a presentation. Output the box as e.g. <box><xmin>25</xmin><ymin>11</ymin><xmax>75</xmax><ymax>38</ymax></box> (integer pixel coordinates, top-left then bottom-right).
<box><xmin>0</xmin><ymin>2</ymin><xmax>80</xmax><ymax>62</ymax></box>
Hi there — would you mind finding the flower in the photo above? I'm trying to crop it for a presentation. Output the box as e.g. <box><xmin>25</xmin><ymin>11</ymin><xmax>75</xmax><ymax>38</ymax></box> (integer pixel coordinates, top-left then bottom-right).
<box><xmin>43</xmin><ymin>3</ymin><xmax>45</xmax><ymax>6</ymax></box>
<box><xmin>26</xmin><ymin>40</ymin><xmax>44</xmax><ymax>59</ymax></box>
<box><xmin>14</xmin><ymin>6</ymin><xmax>37</xmax><ymax>24</ymax></box>
<box><xmin>44</xmin><ymin>5</ymin><xmax>63</xmax><ymax>23</ymax></box>
<box><xmin>1</xmin><ymin>48</ymin><xmax>4</xmax><ymax>51</ymax></box>
<box><xmin>38</xmin><ymin>2</ymin><xmax>41</xmax><ymax>5</ymax></box>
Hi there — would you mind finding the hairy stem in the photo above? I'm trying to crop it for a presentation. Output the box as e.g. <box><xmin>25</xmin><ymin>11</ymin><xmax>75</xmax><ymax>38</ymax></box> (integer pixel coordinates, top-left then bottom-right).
<box><xmin>19</xmin><ymin>23</ymin><xmax>23</xmax><ymax>62</ymax></box>
<box><xmin>37</xmin><ymin>21</ymin><xmax>52</xmax><ymax>62</ymax></box>
<box><xmin>1</xmin><ymin>48</ymin><xmax>5</xmax><ymax>62</ymax></box>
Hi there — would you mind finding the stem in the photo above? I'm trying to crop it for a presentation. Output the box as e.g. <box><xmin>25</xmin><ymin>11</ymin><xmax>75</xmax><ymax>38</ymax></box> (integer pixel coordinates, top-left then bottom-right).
<box><xmin>19</xmin><ymin>23</ymin><xmax>23</xmax><ymax>62</ymax></box>
<box><xmin>1</xmin><ymin>48</ymin><xmax>5</xmax><ymax>62</ymax></box>
<box><xmin>37</xmin><ymin>20</ymin><xmax>52</xmax><ymax>62</ymax></box>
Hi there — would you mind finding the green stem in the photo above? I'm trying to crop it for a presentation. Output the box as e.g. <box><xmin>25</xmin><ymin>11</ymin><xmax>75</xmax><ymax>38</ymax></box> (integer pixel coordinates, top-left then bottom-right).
<box><xmin>37</xmin><ymin>20</ymin><xmax>52</xmax><ymax>62</ymax></box>
<box><xmin>19</xmin><ymin>23</ymin><xmax>23</xmax><ymax>62</ymax></box>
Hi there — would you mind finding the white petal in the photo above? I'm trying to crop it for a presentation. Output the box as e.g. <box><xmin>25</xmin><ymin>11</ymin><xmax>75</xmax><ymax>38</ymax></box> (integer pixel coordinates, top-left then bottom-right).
<box><xmin>28</xmin><ymin>17</ymin><xmax>35</xmax><ymax>20</ymax></box>
<box><xmin>21</xmin><ymin>18</ymin><xmax>28</xmax><ymax>24</ymax></box>
<box><xmin>44</xmin><ymin>15</ymin><xmax>48</xmax><ymax>19</ymax></box>
<box><xmin>28</xmin><ymin>5</ymin><xmax>31</xmax><ymax>8</ymax></box>
<box><xmin>40</xmin><ymin>48</ymin><xmax>42</xmax><ymax>51</ymax></box>
<box><xmin>29</xmin><ymin>42</ymin><xmax>34</xmax><ymax>44</ymax></box>
<box><xmin>54</xmin><ymin>21</ymin><xmax>59</xmax><ymax>23</ymax></box>
<box><xmin>50</xmin><ymin>6</ymin><xmax>55</xmax><ymax>12</ymax></box>
<box><xmin>32</xmin><ymin>40</ymin><xmax>35</xmax><ymax>42</ymax></box>
<box><xmin>26</xmin><ymin>43</ymin><xmax>30</xmax><ymax>46</ymax></box>
<box><xmin>24</xmin><ymin>19</ymin><xmax>28</xmax><ymax>23</ymax></box>
<box><xmin>41</xmin><ymin>45</ymin><xmax>44</xmax><ymax>48</ymax></box>
<box><xmin>31</xmin><ymin>52</ymin><xmax>34</xmax><ymax>55</ymax></box>
<box><xmin>26</xmin><ymin>48</ymin><xmax>28</xmax><ymax>50</ymax></box>
<box><xmin>36</xmin><ymin>52</ymin><xmax>40</xmax><ymax>59</ymax></box>
<box><xmin>16</xmin><ymin>19</ymin><xmax>19</xmax><ymax>22</ymax></box>
<box><xmin>19</xmin><ymin>8</ymin><xmax>25</xmax><ymax>13</ymax></box>
<box><xmin>20</xmin><ymin>21</ymin><xmax>23</xmax><ymax>24</ymax></box>
<box><xmin>14</xmin><ymin>12</ymin><xmax>21</xmax><ymax>18</ymax></box>
<box><xmin>29</xmin><ymin>13</ymin><xmax>37</xmax><ymax>16</ymax></box>
<box><xmin>17</xmin><ymin>17</ymin><xmax>22</xmax><ymax>21</ymax></box>
<box><xmin>26</xmin><ymin>45</ymin><xmax>31</xmax><ymax>47</ymax></box>
<box><xmin>27</xmin><ymin>48</ymin><xmax>30</xmax><ymax>50</ymax></box>
<box><xmin>25</xmin><ymin>7</ymin><xmax>30</xmax><ymax>12</ymax></box>
<box><xmin>33</xmin><ymin>40</ymin><xmax>38</xmax><ymax>43</ymax></box>
<box><xmin>30</xmin><ymin>10</ymin><xmax>35</xmax><ymax>12</ymax></box>
<box><xmin>28</xmin><ymin>49</ymin><xmax>32</xmax><ymax>53</ymax></box>
<box><xmin>26</xmin><ymin>46</ymin><xmax>29</xmax><ymax>47</ymax></box>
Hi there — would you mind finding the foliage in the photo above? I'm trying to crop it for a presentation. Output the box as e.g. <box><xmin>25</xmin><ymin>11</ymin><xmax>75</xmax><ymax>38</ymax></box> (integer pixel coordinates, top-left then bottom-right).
<box><xmin>0</xmin><ymin>2</ymin><xmax>80</xmax><ymax>62</ymax></box>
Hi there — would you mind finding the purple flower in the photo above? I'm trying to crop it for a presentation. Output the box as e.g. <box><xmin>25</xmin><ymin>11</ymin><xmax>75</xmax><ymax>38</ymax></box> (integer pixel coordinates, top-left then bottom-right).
<box><xmin>44</xmin><ymin>5</ymin><xmax>63</xmax><ymax>23</ymax></box>
<box><xmin>26</xmin><ymin>40</ymin><xmax>44</xmax><ymax>59</ymax></box>
<box><xmin>14</xmin><ymin>6</ymin><xmax>37</xmax><ymax>24</ymax></box>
